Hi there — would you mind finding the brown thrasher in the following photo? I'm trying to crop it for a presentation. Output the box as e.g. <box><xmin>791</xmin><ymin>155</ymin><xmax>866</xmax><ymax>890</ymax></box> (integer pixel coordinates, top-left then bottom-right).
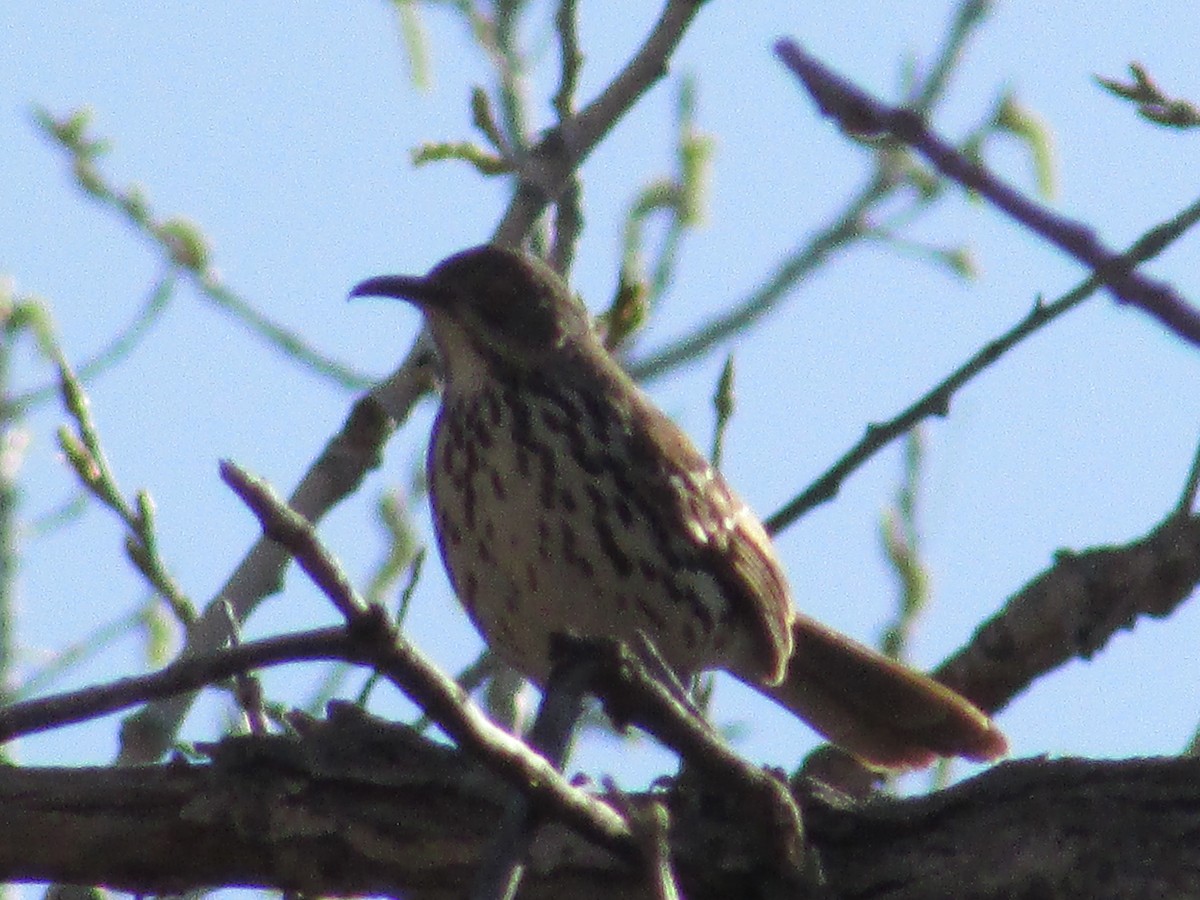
<box><xmin>352</xmin><ymin>245</ymin><xmax>1006</xmax><ymax>768</ymax></box>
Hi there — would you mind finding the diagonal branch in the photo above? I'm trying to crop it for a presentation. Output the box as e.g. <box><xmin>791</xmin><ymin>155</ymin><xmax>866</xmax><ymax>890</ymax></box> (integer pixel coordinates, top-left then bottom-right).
<box><xmin>628</xmin><ymin>0</ymin><xmax>994</xmax><ymax>383</ymax></box>
<box><xmin>775</xmin><ymin>39</ymin><xmax>1200</xmax><ymax>347</ymax></box>
<box><xmin>114</xmin><ymin>388</ymin><xmax>400</xmax><ymax>764</ymax></box>
<box><xmin>219</xmin><ymin>461</ymin><xmax>638</xmax><ymax>859</ymax></box>
<box><xmin>937</xmin><ymin>511</ymin><xmax>1200</xmax><ymax>716</ymax></box>
<box><xmin>766</xmin><ymin>193</ymin><xmax>1200</xmax><ymax>533</ymax></box>
<box><xmin>493</xmin><ymin>0</ymin><xmax>703</xmax><ymax>246</ymax></box>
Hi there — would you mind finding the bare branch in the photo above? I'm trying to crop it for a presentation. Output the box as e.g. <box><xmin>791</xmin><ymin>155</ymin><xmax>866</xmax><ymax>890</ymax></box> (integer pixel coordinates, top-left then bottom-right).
<box><xmin>628</xmin><ymin>0</ymin><xmax>994</xmax><ymax>382</ymax></box>
<box><xmin>220</xmin><ymin>460</ymin><xmax>637</xmax><ymax>858</ymax></box>
<box><xmin>766</xmin><ymin>193</ymin><xmax>1200</xmax><ymax>533</ymax></box>
<box><xmin>775</xmin><ymin>40</ymin><xmax>1200</xmax><ymax>347</ymax></box>
<box><xmin>2</xmin><ymin>717</ymin><xmax>1199</xmax><ymax>898</ymax></box>
<box><xmin>938</xmin><ymin>512</ymin><xmax>1200</xmax><ymax>715</ymax></box>
<box><xmin>116</xmin><ymin>388</ymin><xmax>402</xmax><ymax>763</ymax></box>
<box><xmin>493</xmin><ymin>0</ymin><xmax>704</xmax><ymax>246</ymax></box>
<box><xmin>0</xmin><ymin>627</ymin><xmax>348</xmax><ymax>741</ymax></box>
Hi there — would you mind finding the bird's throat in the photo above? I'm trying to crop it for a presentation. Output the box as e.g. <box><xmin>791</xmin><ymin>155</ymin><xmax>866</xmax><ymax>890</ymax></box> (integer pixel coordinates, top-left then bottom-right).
<box><xmin>429</xmin><ymin>316</ymin><xmax>495</xmax><ymax>399</ymax></box>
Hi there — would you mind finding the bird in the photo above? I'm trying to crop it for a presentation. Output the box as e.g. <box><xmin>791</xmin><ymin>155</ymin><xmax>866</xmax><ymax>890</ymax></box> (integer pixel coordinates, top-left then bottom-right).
<box><xmin>351</xmin><ymin>244</ymin><xmax>1006</xmax><ymax>768</ymax></box>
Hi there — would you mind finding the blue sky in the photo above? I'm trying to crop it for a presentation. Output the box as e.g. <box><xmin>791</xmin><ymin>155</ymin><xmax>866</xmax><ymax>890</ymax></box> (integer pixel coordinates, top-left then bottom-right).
<box><xmin>4</xmin><ymin>1</ymin><xmax>1200</xmax><ymax>790</ymax></box>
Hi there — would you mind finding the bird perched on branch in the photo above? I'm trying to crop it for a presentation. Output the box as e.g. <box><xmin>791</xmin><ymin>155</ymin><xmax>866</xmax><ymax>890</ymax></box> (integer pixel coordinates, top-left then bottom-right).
<box><xmin>352</xmin><ymin>244</ymin><xmax>1006</xmax><ymax>768</ymax></box>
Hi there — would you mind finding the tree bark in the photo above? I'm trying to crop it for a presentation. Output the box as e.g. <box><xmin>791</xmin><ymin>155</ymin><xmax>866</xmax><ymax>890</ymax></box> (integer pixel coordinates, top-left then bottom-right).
<box><xmin>2</xmin><ymin>707</ymin><xmax>1197</xmax><ymax>899</ymax></box>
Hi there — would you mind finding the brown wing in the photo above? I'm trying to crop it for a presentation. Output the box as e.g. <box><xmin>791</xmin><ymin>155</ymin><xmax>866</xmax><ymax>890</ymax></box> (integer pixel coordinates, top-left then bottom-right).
<box><xmin>601</xmin><ymin>362</ymin><xmax>795</xmax><ymax>683</ymax></box>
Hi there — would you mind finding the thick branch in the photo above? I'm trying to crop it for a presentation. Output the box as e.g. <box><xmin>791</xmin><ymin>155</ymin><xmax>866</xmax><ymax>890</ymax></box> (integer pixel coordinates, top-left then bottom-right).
<box><xmin>938</xmin><ymin>512</ymin><xmax>1200</xmax><ymax>714</ymax></box>
<box><xmin>2</xmin><ymin>709</ymin><xmax>1198</xmax><ymax>899</ymax></box>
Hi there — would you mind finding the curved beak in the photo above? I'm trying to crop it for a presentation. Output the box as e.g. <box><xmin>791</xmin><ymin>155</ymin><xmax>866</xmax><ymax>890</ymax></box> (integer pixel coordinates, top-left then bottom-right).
<box><xmin>348</xmin><ymin>274</ymin><xmax>451</xmax><ymax>306</ymax></box>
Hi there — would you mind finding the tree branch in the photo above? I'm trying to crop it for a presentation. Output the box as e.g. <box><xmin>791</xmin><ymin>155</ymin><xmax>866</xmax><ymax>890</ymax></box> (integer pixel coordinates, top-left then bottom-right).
<box><xmin>765</xmin><ymin>192</ymin><xmax>1200</xmax><ymax>532</ymax></box>
<box><xmin>627</xmin><ymin>0</ymin><xmax>994</xmax><ymax>383</ymax></box>
<box><xmin>938</xmin><ymin>511</ymin><xmax>1200</xmax><ymax>715</ymax></box>
<box><xmin>1</xmin><ymin>711</ymin><xmax>1197</xmax><ymax>899</ymax></box>
<box><xmin>114</xmin><ymin>389</ymin><xmax>400</xmax><ymax>764</ymax></box>
<box><xmin>493</xmin><ymin>0</ymin><xmax>704</xmax><ymax>246</ymax></box>
<box><xmin>0</xmin><ymin>627</ymin><xmax>348</xmax><ymax>741</ymax></box>
<box><xmin>775</xmin><ymin>39</ymin><xmax>1200</xmax><ymax>347</ymax></box>
<box><xmin>219</xmin><ymin>461</ymin><xmax>637</xmax><ymax>858</ymax></box>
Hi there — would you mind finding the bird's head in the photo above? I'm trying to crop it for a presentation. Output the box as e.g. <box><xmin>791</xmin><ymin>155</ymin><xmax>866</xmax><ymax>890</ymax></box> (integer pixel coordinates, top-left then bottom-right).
<box><xmin>350</xmin><ymin>245</ymin><xmax>595</xmax><ymax>388</ymax></box>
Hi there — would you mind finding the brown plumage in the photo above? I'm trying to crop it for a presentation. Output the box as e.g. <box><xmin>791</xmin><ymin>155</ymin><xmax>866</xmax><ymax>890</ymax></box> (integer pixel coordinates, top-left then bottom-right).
<box><xmin>352</xmin><ymin>244</ymin><xmax>1006</xmax><ymax>768</ymax></box>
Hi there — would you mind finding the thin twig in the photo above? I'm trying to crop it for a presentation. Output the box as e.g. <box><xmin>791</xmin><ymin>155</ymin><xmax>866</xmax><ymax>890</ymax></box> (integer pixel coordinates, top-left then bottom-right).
<box><xmin>710</xmin><ymin>353</ymin><xmax>735</xmax><ymax>469</ymax></box>
<box><xmin>493</xmin><ymin>0</ymin><xmax>704</xmax><ymax>246</ymax></box>
<box><xmin>115</xmin><ymin>379</ymin><xmax>404</xmax><ymax>764</ymax></box>
<box><xmin>1097</xmin><ymin>63</ymin><xmax>1200</xmax><ymax>129</ymax></box>
<box><xmin>14</xmin><ymin>603</ymin><xmax>151</xmax><ymax>701</ymax></box>
<box><xmin>628</xmin><ymin>0</ymin><xmax>993</xmax><ymax>381</ymax></box>
<box><xmin>911</xmin><ymin>0</ymin><xmax>992</xmax><ymax>112</ymax></box>
<box><xmin>0</xmin><ymin>325</ymin><xmax>17</xmax><ymax>753</ymax></box>
<box><xmin>879</xmin><ymin>429</ymin><xmax>930</xmax><ymax>663</ymax></box>
<box><xmin>0</xmin><ymin>627</ymin><xmax>350</xmax><ymax>741</ymax></box>
<box><xmin>13</xmin><ymin>274</ymin><xmax>176</xmax><ymax>412</ymax></box>
<box><xmin>766</xmin><ymin>192</ymin><xmax>1200</xmax><ymax>533</ymax></box>
<box><xmin>1174</xmin><ymin>434</ymin><xmax>1200</xmax><ymax>518</ymax></box>
<box><xmin>34</xmin><ymin>108</ymin><xmax>371</xmax><ymax>391</ymax></box>
<box><xmin>628</xmin><ymin>182</ymin><xmax>873</xmax><ymax>381</ymax></box>
<box><xmin>56</xmin><ymin>358</ymin><xmax>197</xmax><ymax>624</ymax></box>
<box><xmin>548</xmin><ymin>0</ymin><xmax>584</xmax><ymax>275</ymax></box>
<box><xmin>220</xmin><ymin>462</ymin><xmax>365</xmax><ymax>622</ymax></box>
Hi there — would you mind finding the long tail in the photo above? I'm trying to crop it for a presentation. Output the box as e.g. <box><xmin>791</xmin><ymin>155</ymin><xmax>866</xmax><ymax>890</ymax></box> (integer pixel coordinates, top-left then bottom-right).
<box><xmin>748</xmin><ymin>616</ymin><xmax>1007</xmax><ymax>769</ymax></box>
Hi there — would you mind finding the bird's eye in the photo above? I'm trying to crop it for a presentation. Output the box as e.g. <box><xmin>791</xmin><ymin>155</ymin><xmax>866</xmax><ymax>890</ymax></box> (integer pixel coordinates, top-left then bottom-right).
<box><xmin>474</xmin><ymin>284</ymin><xmax>559</xmax><ymax>345</ymax></box>
<box><xmin>457</xmin><ymin>256</ymin><xmax>561</xmax><ymax>345</ymax></box>
<box><xmin>431</xmin><ymin>245</ymin><xmax>574</xmax><ymax>348</ymax></box>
